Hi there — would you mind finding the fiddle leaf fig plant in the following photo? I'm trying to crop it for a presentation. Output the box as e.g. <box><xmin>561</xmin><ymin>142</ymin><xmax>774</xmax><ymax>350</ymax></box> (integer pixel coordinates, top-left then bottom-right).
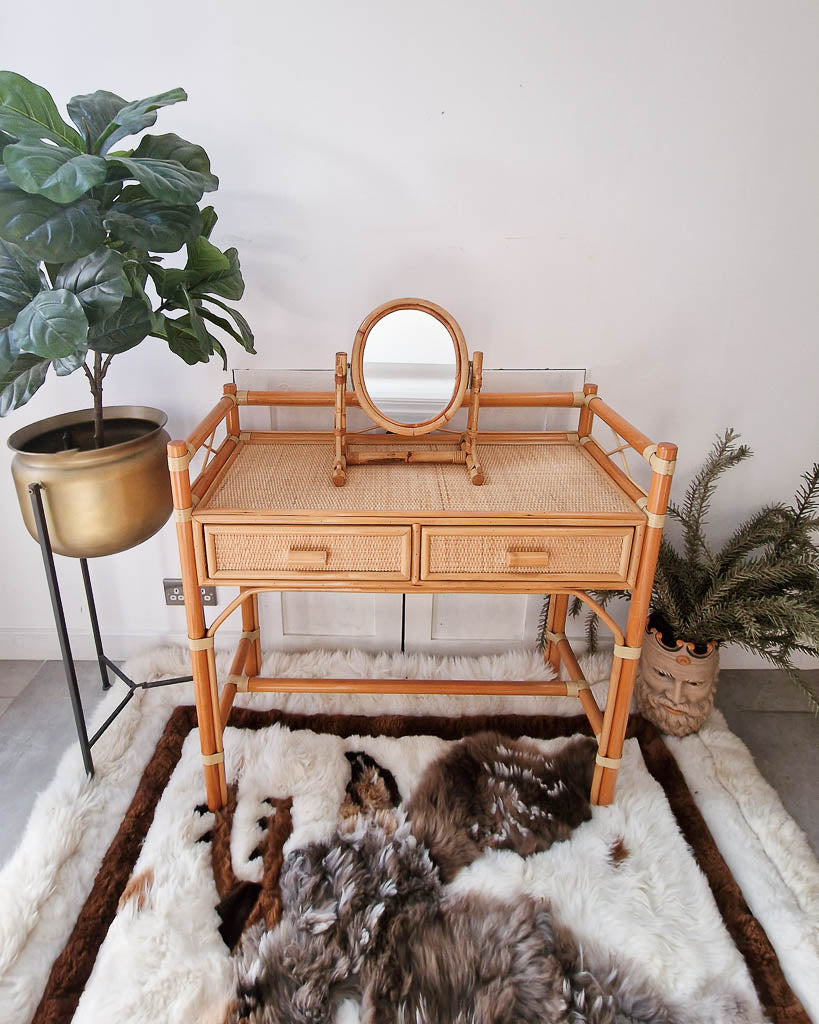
<box><xmin>0</xmin><ymin>72</ymin><xmax>255</xmax><ymax>446</ymax></box>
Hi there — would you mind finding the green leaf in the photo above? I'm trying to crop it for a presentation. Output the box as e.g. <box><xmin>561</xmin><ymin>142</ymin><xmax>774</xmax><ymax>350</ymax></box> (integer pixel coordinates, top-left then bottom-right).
<box><xmin>173</xmin><ymin>295</ymin><xmax>235</xmax><ymax>371</ymax></box>
<box><xmin>10</xmin><ymin>288</ymin><xmax>88</xmax><ymax>359</ymax></box>
<box><xmin>179</xmin><ymin>285</ymin><xmax>213</xmax><ymax>351</ymax></box>
<box><xmin>189</xmin><ymin>246</ymin><xmax>244</xmax><ymax>300</ymax></box>
<box><xmin>109</xmin><ymin>181</ymin><xmax>150</xmax><ymax>203</ymax></box>
<box><xmin>96</xmin><ymin>88</ymin><xmax>187</xmax><ymax>155</ymax></box>
<box><xmin>0</xmin><ymin>346</ymin><xmax>50</xmax><ymax>415</ymax></box>
<box><xmin>94</xmin><ymin>170</ymin><xmax>129</xmax><ymax>211</ymax></box>
<box><xmin>130</xmin><ymin>133</ymin><xmax>211</xmax><ymax>174</ymax></box>
<box><xmin>197</xmin><ymin>305</ymin><xmax>245</xmax><ymax>359</ymax></box>
<box><xmin>0</xmin><ymin>72</ymin><xmax>84</xmax><ymax>151</ymax></box>
<box><xmin>87</xmin><ymin>295</ymin><xmax>153</xmax><ymax>354</ymax></box>
<box><xmin>0</xmin><ymin>130</ymin><xmax>16</xmax><ymax>156</ymax></box>
<box><xmin>142</xmin><ymin>262</ymin><xmax>190</xmax><ymax>297</ymax></box>
<box><xmin>108</xmin><ymin>155</ymin><xmax>217</xmax><ymax>205</ymax></box>
<box><xmin>0</xmin><ymin>238</ymin><xmax>40</xmax><ymax>327</ymax></box>
<box><xmin>4</xmin><ymin>139</ymin><xmax>107</xmax><ymax>203</ymax></box>
<box><xmin>52</xmin><ymin>351</ymin><xmax>85</xmax><ymax>375</ymax></box>
<box><xmin>66</xmin><ymin>90</ymin><xmax>127</xmax><ymax>148</ymax></box>
<box><xmin>200</xmin><ymin>206</ymin><xmax>217</xmax><ymax>239</ymax></box>
<box><xmin>187</xmin><ymin>235</ymin><xmax>229</xmax><ymax>275</ymax></box>
<box><xmin>0</xmin><ymin>324</ymin><xmax>16</xmax><ymax>375</ymax></box>
<box><xmin>164</xmin><ymin>314</ymin><xmax>210</xmax><ymax>364</ymax></box>
<box><xmin>103</xmin><ymin>199</ymin><xmax>202</xmax><ymax>253</ymax></box>
<box><xmin>210</xmin><ymin>335</ymin><xmax>227</xmax><ymax>371</ymax></box>
<box><xmin>0</xmin><ymin>167</ymin><xmax>105</xmax><ymax>260</ymax></box>
<box><xmin>143</xmin><ymin>234</ymin><xmax>229</xmax><ymax>299</ymax></box>
<box><xmin>55</xmin><ymin>247</ymin><xmax>131</xmax><ymax>323</ymax></box>
<box><xmin>202</xmin><ymin>294</ymin><xmax>255</xmax><ymax>352</ymax></box>
<box><xmin>123</xmin><ymin>258</ymin><xmax>148</xmax><ymax>292</ymax></box>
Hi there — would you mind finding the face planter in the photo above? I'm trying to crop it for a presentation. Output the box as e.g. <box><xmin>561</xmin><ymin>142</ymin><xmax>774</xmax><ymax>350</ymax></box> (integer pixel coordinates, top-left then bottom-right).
<box><xmin>635</xmin><ymin>627</ymin><xmax>719</xmax><ymax>736</ymax></box>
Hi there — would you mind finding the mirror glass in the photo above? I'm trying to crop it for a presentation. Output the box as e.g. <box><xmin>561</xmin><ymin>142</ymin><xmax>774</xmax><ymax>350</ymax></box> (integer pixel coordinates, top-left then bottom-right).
<box><xmin>361</xmin><ymin>309</ymin><xmax>457</xmax><ymax>425</ymax></box>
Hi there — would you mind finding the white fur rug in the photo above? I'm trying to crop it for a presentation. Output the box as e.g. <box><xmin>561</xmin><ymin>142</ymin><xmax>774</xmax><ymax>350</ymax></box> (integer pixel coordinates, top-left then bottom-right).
<box><xmin>0</xmin><ymin>646</ymin><xmax>817</xmax><ymax>1024</ymax></box>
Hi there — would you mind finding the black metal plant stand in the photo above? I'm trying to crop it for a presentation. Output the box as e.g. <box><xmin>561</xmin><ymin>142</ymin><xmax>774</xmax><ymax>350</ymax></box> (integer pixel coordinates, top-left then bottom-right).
<box><xmin>28</xmin><ymin>482</ymin><xmax>192</xmax><ymax>778</ymax></box>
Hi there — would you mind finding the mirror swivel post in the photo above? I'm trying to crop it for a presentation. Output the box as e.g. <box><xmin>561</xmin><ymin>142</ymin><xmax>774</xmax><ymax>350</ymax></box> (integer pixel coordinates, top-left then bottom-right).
<box><xmin>461</xmin><ymin>350</ymin><xmax>485</xmax><ymax>485</ymax></box>
<box><xmin>333</xmin><ymin>351</ymin><xmax>348</xmax><ymax>486</ymax></box>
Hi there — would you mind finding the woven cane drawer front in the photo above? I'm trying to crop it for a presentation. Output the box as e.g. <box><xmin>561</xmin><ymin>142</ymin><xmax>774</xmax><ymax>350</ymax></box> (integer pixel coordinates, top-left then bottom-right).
<box><xmin>204</xmin><ymin>525</ymin><xmax>412</xmax><ymax>580</ymax></box>
<box><xmin>420</xmin><ymin>526</ymin><xmax>634</xmax><ymax>583</ymax></box>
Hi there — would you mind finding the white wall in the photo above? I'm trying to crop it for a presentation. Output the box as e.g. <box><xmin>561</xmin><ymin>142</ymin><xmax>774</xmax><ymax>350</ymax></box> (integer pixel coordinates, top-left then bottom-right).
<box><xmin>1</xmin><ymin>1</ymin><xmax>817</xmax><ymax>667</ymax></box>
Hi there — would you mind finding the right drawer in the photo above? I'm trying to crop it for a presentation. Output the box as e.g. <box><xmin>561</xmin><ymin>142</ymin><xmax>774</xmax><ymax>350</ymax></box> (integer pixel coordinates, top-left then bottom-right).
<box><xmin>420</xmin><ymin>526</ymin><xmax>635</xmax><ymax>584</ymax></box>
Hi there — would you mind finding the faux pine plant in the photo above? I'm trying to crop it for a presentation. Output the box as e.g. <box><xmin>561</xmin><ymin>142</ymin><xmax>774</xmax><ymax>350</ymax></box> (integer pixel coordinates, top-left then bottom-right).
<box><xmin>0</xmin><ymin>72</ymin><xmax>255</xmax><ymax>445</ymax></box>
<box><xmin>539</xmin><ymin>429</ymin><xmax>819</xmax><ymax>714</ymax></box>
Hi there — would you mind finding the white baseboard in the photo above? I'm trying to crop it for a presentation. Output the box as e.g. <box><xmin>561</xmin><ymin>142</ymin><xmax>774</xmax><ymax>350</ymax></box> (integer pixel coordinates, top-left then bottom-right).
<box><xmin>1</xmin><ymin>628</ymin><xmax>816</xmax><ymax>672</ymax></box>
<box><xmin>0</xmin><ymin>629</ymin><xmax>243</xmax><ymax>662</ymax></box>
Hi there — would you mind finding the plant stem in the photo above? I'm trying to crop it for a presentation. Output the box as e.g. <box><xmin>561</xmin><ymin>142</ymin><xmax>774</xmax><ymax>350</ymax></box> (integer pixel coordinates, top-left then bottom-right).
<box><xmin>92</xmin><ymin>351</ymin><xmax>104</xmax><ymax>448</ymax></box>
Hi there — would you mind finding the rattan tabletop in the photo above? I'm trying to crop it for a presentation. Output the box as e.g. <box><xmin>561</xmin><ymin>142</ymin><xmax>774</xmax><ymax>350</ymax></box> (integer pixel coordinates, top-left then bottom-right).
<box><xmin>197</xmin><ymin>441</ymin><xmax>642</xmax><ymax>519</ymax></box>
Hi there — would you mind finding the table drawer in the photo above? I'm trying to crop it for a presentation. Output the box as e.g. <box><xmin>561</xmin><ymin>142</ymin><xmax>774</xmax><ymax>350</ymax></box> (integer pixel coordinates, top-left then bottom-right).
<box><xmin>204</xmin><ymin>525</ymin><xmax>412</xmax><ymax>580</ymax></box>
<box><xmin>420</xmin><ymin>526</ymin><xmax>634</xmax><ymax>583</ymax></box>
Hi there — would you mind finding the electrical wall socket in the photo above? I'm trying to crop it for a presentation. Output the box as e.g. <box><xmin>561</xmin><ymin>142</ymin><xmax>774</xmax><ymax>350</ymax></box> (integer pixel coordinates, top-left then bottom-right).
<box><xmin>163</xmin><ymin>579</ymin><xmax>217</xmax><ymax>606</ymax></box>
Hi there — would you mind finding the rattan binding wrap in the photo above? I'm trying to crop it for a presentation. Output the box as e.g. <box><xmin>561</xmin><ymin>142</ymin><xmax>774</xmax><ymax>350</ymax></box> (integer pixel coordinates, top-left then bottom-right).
<box><xmin>211</xmin><ymin>530</ymin><xmax>407</xmax><ymax>574</ymax></box>
<box><xmin>202</xmin><ymin>443</ymin><xmax>638</xmax><ymax>515</ymax></box>
<box><xmin>426</xmin><ymin>531</ymin><xmax>629</xmax><ymax>575</ymax></box>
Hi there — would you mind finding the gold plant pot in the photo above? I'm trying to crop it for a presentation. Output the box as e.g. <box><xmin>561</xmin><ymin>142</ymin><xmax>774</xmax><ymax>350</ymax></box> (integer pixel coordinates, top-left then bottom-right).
<box><xmin>8</xmin><ymin>406</ymin><xmax>173</xmax><ymax>558</ymax></box>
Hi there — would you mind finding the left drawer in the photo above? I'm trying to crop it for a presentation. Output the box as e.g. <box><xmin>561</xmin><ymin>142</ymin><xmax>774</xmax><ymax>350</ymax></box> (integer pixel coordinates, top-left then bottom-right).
<box><xmin>203</xmin><ymin>525</ymin><xmax>412</xmax><ymax>580</ymax></box>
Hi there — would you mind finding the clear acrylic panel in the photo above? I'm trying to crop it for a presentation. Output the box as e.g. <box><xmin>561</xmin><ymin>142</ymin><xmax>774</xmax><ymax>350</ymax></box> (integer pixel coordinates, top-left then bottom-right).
<box><xmin>232</xmin><ymin>367</ymin><xmax>586</xmax><ymax>432</ymax></box>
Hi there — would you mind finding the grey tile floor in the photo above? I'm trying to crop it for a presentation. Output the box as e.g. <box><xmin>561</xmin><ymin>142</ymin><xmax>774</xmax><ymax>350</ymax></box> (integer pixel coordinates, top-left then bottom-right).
<box><xmin>0</xmin><ymin>660</ymin><xmax>816</xmax><ymax>868</ymax></box>
<box><xmin>714</xmin><ymin>668</ymin><xmax>818</xmax><ymax>855</ymax></box>
<box><xmin>0</xmin><ymin>659</ymin><xmax>111</xmax><ymax>867</ymax></box>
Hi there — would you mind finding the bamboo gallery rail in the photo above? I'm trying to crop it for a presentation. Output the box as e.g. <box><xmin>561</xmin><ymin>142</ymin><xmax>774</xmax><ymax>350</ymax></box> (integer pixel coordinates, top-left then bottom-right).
<box><xmin>168</xmin><ymin>378</ymin><xmax>676</xmax><ymax>812</ymax></box>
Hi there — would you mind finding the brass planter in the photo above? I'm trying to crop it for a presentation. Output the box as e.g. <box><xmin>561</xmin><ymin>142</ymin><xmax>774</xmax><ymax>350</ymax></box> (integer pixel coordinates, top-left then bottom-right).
<box><xmin>8</xmin><ymin>406</ymin><xmax>172</xmax><ymax>558</ymax></box>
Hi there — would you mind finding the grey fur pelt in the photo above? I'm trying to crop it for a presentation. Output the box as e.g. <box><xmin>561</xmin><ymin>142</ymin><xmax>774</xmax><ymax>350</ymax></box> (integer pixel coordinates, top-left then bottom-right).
<box><xmin>407</xmin><ymin>733</ymin><xmax>597</xmax><ymax>882</ymax></box>
<box><xmin>231</xmin><ymin>734</ymin><xmax>758</xmax><ymax>1024</ymax></box>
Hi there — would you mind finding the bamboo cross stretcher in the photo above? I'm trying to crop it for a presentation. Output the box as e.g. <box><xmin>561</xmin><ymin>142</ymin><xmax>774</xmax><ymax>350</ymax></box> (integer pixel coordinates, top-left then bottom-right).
<box><xmin>169</xmin><ymin>381</ymin><xmax>676</xmax><ymax>811</ymax></box>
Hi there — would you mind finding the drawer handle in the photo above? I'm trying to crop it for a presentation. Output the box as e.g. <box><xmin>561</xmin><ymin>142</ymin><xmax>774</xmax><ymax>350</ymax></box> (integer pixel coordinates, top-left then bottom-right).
<box><xmin>506</xmin><ymin>550</ymin><xmax>550</xmax><ymax>569</ymax></box>
<box><xmin>286</xmin><ymin>548</ymin><xmax>329</xmax><ymax>567</ymax></box>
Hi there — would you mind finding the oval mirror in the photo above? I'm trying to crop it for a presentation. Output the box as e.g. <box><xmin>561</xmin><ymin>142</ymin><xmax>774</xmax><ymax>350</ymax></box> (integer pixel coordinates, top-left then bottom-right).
<box><xmin>351</xmin><ymin>299</ymin><xmax>468</xmax><ymax>435</ymax></box>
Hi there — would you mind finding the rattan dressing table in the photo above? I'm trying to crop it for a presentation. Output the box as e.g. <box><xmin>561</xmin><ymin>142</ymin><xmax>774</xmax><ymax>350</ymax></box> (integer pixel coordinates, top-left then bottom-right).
<box><xmin>168</xmin><ymin>299</ymin><xmax>676</xmax><ymax>811</ymax></box>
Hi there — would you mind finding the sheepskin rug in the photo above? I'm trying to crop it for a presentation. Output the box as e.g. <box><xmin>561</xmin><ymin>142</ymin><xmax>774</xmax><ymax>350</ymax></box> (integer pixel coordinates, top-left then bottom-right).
<box><xmin>0</xmin><ymin>646</ymin><xmax>817</xmax><ymax>1024</ymax></box>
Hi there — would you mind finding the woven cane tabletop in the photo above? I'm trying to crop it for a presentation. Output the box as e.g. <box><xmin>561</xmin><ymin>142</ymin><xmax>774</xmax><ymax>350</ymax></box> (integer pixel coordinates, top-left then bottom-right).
<box><xmin>198</xmin><ymin>442</ymin><xmax>640</xmax><ymax>518</ymax></box>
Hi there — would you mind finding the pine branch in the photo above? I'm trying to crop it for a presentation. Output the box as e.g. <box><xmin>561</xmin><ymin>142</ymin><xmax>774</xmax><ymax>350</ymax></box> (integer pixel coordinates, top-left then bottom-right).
<box><xmin>674</xmin><ymin>429</ymin><xmax>752</xmax><ymax>570</ymax></box>
<box><xmin>651</xmin><ymin>539</ymin><xmax>696</xmax><ymax>633</ymax></box>
<box><xmin>536</xmin><ymin>596</ymin><xmax>550</xmax><ymax>653</ymax></box>
<box><xmin>700</xmin><ymin>594</ymin><xmax>819</xmax><ymax>653</ymax></box>
<box><xmin>780</xmin><ymin>664</ymin><xmax>819</xmax><ymax>717</ymax></box>
<box><xmin>683</xmin><ymin>553</ymin><xmax>817</xmax><ymax>640</ymax></box>
<box><xmin>714</xmin><ymin>505</ymin><xmax>791</xmax><ymax>575</ymax></box>
<box><xmin>771</xmin><ymin>463</ymin><xmax>819</xmax><ymax>561</ymax></box>
<box><xmin>792</xmin><ymin>463</ymin><xmax>819</xmax><ymax>526</ymax></box>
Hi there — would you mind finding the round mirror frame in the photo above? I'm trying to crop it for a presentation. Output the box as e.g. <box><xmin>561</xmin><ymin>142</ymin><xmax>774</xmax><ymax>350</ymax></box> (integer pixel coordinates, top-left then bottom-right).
<box><xmin>351</xmin><ymin>298</ymin><xmax>469</xmax><ymax>436</ymax></box>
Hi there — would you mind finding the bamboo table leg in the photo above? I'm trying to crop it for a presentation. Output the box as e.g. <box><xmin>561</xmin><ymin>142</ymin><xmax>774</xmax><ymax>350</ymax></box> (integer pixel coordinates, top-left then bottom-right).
<box><xmin>591</xmin><ymin>441</ymin><xmax>677</xmax><ymax>805</ymax></box>
<box><xmin>544</xmin><ymin>594</ymin><xmax>569</xmax><ymax>677</ymax></box>
<box><xmin>241</xmin><ymin>588</ymin><xmax>261</xmax><ymax>677</ymax></box>
<box><xmin>168</xmin><ymin>440</ymin><xmax>227</xmax><ymax>811</ymax></box>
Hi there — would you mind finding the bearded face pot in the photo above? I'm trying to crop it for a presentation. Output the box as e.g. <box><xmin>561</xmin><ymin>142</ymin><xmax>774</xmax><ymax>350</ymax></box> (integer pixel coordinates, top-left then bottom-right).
<box><xmin>635</xmin><ymin>620</ymin><xmax>719</xmax><ymax>737</ymax></box>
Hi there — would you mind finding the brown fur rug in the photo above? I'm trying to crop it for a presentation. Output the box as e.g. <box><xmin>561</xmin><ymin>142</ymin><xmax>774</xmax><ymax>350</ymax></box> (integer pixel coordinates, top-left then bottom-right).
<box><xmin>23</xmin><ymin>709</ymin><xmax>810</xmax><ymax>1024</ymax></box>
